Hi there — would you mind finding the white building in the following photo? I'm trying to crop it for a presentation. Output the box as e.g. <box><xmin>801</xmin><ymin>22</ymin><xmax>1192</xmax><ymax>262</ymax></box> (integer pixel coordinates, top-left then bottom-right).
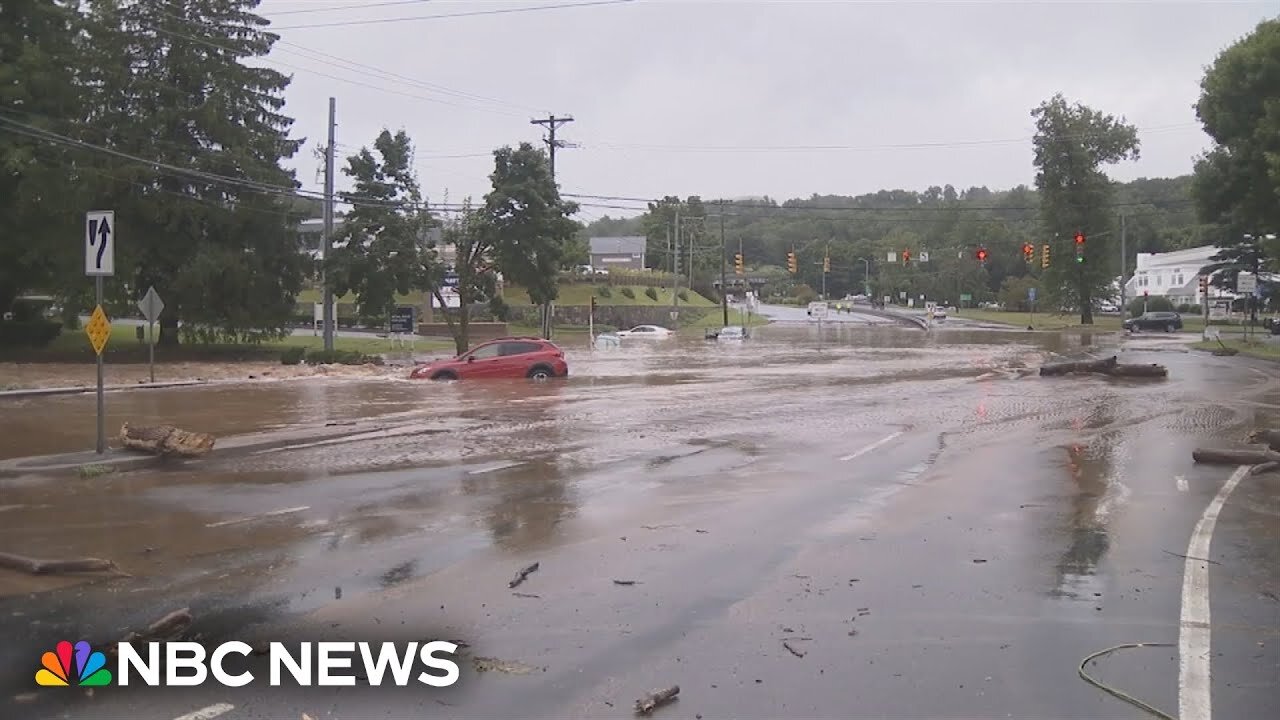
<box><xmin>1124</xmin><ymin>245</ymin><xmax>1221</xmax><ymax>306</ymax></box>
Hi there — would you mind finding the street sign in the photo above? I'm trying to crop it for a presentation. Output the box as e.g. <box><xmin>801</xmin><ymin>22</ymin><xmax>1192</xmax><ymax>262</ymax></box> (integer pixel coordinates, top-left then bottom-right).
<box><xmin>137</xmin><ymin>286</ymin><xmax>164</xmax><ymax>322</ymax></box>
<box><xmin>85</xmin><ymin>210</ymin><xmax>115</xmax><ymax>276</ymax></box>
<box><xmin>886</xmin><ymin>251</ymin><xmax>897</xmax><ymax>263</ymax></box>
<box><xmin>959</xmin><ymin>293</ymin><xmax>972</xmax><ymax>302</ymax></box>
<box><xmin>85</xmin><ymin>304</ymin><xmax>111</xmax><ymax>355</ymax></box>
<box><xmin>442</xmin><ymin>273</ymin><xmax>460</xmax><ymax>288</ymax></box>
<box><xmin>808</xmin><ymin>301</ymin><xmax>829</xmax><ymax>320</ymax></box>
<box><xmin>390</xmin><ymin>305</ymin><xmax>415</xmax><ymax>334</ymax></box>
<box><xmin>919</xmin><ymin>251</ymin><xmax>930</xmax><ymax>263</ymax></box>
<box><xmin>1237</xmin><ymin>272</ymin><xmax>1258</xmax><ymax>294</ymax></box>
<box><xmin>1028</xmin><ymin>287</ymin><xmax>1037</xmax><ymax>302</ymax></box>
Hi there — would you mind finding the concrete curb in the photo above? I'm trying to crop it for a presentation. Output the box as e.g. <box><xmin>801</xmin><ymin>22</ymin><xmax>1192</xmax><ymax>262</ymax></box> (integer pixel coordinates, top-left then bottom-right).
<box><xmin>857</xmin><ymin>308</ymin><xmax>929</xmax><ymax>330</ymax></box>
<box><xmin>0</xmin><ymin>379</ymin><xmax>212</xmax><ymax>400</ymax></box>
<box><xmin>0</xmin><ymin>415</ymin><xmax>473</xmax><ymax>478</ymax></box>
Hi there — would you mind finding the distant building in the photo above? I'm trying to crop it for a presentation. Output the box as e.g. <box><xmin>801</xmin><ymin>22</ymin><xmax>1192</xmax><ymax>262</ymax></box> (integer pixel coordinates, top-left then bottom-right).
<box><xmin>1124</xmin><ymin>245</ymin><xmax>1221</xmax><ymax>306</ymax></box>
<box><xmin>589</xmin><ymin>236</ymin><xmax>647</xmax><ymax>270</ymax></box>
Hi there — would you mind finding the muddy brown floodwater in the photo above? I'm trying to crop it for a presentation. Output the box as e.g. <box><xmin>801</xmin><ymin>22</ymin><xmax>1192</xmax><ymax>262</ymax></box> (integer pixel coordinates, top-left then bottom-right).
<box><xmin>2</xmin><ymin>322</ymin><xmax>1279</xmax><ymax>720</ymax></box>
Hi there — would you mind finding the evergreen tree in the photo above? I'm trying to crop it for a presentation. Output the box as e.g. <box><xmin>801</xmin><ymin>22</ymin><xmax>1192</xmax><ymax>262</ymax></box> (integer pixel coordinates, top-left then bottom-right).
<box><xmin>77</xmin><ymin>0</ymin><xmax>306</xmax><ymax>343</ymax></box>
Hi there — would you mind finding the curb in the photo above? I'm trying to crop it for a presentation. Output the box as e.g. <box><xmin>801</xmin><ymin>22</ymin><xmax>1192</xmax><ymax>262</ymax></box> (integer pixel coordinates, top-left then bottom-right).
<box><xmin>0</xmin><ymin>379</ymin><xmax>211</xmax><ymax>400</ymax></box>
<box><xmin>0</xmin><ymin>415</ymin><xmax>475</xmax><ymax>478</ymax></box>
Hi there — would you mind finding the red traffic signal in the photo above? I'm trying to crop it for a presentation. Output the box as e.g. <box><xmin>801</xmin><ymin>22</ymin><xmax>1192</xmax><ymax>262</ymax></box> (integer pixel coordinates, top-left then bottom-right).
<box><xmin>976</xmin><ymin>247</ymin><xmax>988</xmax><ymax>263</ymax></box>
<box><xmin>1074</xmin><ymin>232</ymin><xmax>1086</xmax><ymax>263</ymax></box>
<box><xmin>1074</xmin><ymin>232</ymin><xmax>1085</xmax><ymax>244</ymax></box>
<box><xmin>1022</xmin><ymin>243</ymin><xmax>1034</xmax><ymax>261</ymax></box>
<box><xmin>902</xmin><ymin>249</ymin><xmax>912</xmax><ymax>265</ymax></box>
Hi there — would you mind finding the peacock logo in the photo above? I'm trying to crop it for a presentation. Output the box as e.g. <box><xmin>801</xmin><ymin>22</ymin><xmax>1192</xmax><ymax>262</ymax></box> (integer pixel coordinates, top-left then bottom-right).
<box><xmin>36</xmin><ymin>640</ymin><xmax>113</xmax><ymax>687</ymax></box>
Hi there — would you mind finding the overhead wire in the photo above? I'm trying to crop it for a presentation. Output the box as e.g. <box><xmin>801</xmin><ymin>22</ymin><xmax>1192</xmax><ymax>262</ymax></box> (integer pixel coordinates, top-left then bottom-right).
<box><xmin>271</xmin><ymin>0</ymin><xmax>637</xmax><ymax>31</ymax></box>
<box><xmin>577</xmin><ymin>123</ymin><xmax>1200</xmax><ymax>154</ymax></box>
<box><xmin>269</xmin><ymin>0</ymin><xmax>440</xmax><ymax>17</ymax></box>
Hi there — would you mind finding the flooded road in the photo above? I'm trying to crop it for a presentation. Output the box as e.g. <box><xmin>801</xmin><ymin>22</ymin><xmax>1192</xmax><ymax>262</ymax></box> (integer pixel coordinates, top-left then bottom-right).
<box><xmin>2</xmin><ymin>323</ymin><xmax>1278</xmax><ymax>719</ymax></box>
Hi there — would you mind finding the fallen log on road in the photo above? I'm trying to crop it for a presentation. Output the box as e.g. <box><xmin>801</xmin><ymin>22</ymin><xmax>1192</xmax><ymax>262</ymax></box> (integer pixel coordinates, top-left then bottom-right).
<box><xmin>0</xmin><ymin>552</ymin><xmax>119</xmax><ymax>575</ymax></box>
<box><xmin>120</xmin><ymin>423</ymin><xmax>215</xmax><ymax>457</ymax></box>
<box><xmin>1039</xmin><ymin>355</ymin><xmax>1166</xmax><ymax>378</ymax></box>
<box><xmin>1192</xmin><ymin>448</ymin><xmax>1280</xmax><ymax>466</ymax></box>
<box><xmin>634</xmin><ymin>685</ymin><xmax>679</xmax><ymax>715</ymax></box>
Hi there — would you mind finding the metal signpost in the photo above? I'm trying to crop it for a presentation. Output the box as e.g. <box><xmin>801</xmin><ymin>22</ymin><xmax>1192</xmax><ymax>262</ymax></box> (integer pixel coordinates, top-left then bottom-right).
<box><xmin>85</xmin><ymin>211</ymin><xmax>115</xmax><ymax>454</ymax></box>
<box><xmin>137</xmin><ymin>286</ymin><xmax>163</xmax><ymax>383</ymax></box>
<box><xmin>1237</xmin><ymin>273</ymin><xmax>1258</xmax><ymax>341</ymax></box>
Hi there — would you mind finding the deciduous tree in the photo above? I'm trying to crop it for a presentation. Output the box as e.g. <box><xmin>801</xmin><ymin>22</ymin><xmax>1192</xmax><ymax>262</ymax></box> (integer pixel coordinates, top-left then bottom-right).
<box><xmin>1031</xmin><ymin>93</ymin><xmax>1139</xmax><ymax>324</ymax></box>
<box><xmin>484</xmin><ymin>143</ymin><xmax>579</xmax><ymax>337</ymax></box>
<box><xmin>326</xmin><ymin>130</ymin><xmax>435</xmax><ymax>323</ymax></box>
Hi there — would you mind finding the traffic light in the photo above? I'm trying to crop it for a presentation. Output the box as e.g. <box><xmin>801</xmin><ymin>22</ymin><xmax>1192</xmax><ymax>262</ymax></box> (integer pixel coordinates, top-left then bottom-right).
<box><xmin>902</xmin><ymin>249</ymin><xmax>912</xmax><ymax>266</ymax></box>
<box><xmin>590</xmin><ymin>295</ymin><xmax>597</xmax><ymax>312</ymax></box>
<box><xmin>1022</xmin><ymin>243</ymin><xmax>1034</xmax><ymax>262</ymax></box>
<box><xmin>976</xmin><ymin>246</ymin><xmax>988</xmax><ymax>265</ymax></box>
<box><xmin>823</xmin><ymin>255</ymin><xmax>831</xmax><ymax>273</ymax></box>
<box><xmin>1074</xmin><ymin>232</ymin><xmax>1085</xmax><ymax>263</ymax></box>
<box><xmin>734</xmin><ymin>252</ymin><xmax>744</xmax><ymax>276</ymax></box>
<box><xmin>1041</xmin><ymin>244</ymin><xmax>1051</xmax><ymax>269</ymax></box>
<box><xmin>1199</xmin><ymin>275</ymin><xmax>1209</xmax><ymax>298</ymax></box>
<box><xmin>787</xmin><ymin>251</ymin><xmax>798</xmax><ymax>274</ymax></box>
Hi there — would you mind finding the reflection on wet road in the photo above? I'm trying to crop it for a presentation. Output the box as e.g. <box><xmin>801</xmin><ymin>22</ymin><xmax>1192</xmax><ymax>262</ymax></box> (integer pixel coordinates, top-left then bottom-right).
<box><xmin>2</xmin><ymin>324</ymin><xmax>1279</xmax><ymax>719</ymax></box>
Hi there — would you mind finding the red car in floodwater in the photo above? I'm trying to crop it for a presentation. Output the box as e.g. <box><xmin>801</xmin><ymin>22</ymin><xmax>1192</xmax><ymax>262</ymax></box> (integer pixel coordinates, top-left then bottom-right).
<box><xmin>409</xmin><ymin>337</ymin><xmax>568</xmax><ymax>381</ymax></box>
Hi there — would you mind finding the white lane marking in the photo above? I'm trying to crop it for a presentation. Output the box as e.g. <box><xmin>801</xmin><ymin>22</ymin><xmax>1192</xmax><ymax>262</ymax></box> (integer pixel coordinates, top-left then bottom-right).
<box><xmin>1176</xmin><ymin>475</ymin><xmax>1189</xmax><ymax>492</ymax></box>
<box><xmin>839</xmin><ymin>431</ymin><xmax>904</xmax><ymax>462</ymax></box>
<box><xmin>206</xmin><ymin>506</ymin><xmax>310</xmax><ymax>528</ymax></box>
<box><xmin>173</xmin><ymin>703</ymin><xmax>234</xmax><ymax>720</ymax></box>
<box><xmin>467</xmin><ymin>461</ymin><xmax>525</xmax><ymax>475</ymax></box>
<box><xmin>1179</xmin><ymin>464</ymin><xmax>1250</xmax><ymax>720</ymax></box>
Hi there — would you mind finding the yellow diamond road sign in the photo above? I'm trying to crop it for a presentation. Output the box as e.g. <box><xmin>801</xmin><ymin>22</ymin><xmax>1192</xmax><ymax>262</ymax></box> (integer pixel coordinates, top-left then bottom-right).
<box><xmin>85</xmin><ymin>305</ymin><xmax>111</xmax><ymax>355</ymax></box>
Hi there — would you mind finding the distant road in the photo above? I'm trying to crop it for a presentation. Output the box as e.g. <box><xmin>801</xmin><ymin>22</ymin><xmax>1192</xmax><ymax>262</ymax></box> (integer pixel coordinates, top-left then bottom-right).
<box><xmin>752</xmin><ymin>302</ymin><xmax>896</xmax><ymax>325</ymax></box>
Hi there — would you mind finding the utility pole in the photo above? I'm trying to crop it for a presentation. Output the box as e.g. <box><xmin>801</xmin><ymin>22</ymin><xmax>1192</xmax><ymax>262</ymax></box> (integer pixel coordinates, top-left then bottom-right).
<box><xmin>530</xmin><ymin>114</ymin><xmax>574</xmax><ymax>339</ymax></box>
<box><xmin>671</xmin><ymin>205</ymin><xmax>681</xmax><ymax>328</ymax></box>
<box><xmin>821</xmin><ymin>240</ymin><xmax>829</xmax><ymax>300</ymax></box>
<box><xmin>719</xmin><ymin>200</ymin><xmax>728</xmax><ymax>327</ymax></box>
<box><xmin>531</xmin><ymin>114</ymin><xmax>574</xmax><ymax>182</ymax></box>
<box><xmin>1119</xmin><ymin>211</ymin><xmax>1127</xmax><ymax>314</ymax></box>
<box><xmin>322</xmin><ymin>97</ymin><xmax>336</xmax><ymax>352</ymax></box>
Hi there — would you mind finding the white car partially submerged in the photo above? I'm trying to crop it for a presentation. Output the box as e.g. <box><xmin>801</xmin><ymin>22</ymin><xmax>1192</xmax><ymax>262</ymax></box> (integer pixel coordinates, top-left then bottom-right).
<box><xmin>616</xmin><ymin>325</ymin><xmax>672</xmax><ymax>339</ymax></box>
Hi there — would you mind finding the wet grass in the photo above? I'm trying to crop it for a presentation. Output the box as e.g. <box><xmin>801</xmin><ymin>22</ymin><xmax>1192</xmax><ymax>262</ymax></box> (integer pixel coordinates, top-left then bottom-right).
<box><xmin>1189</xmin><ymin>338</ymin><xmax>1280</xmax><ymax>361</ymax></box>
<box><xmin>3</xmin><ymin>323</ymin><xmax>453</xmax><ymax>363</ymax></box>
<box><xmin>952</xmin><ymin>309</ymin><xmax>1240</xmax><ymax>335</ymax></box>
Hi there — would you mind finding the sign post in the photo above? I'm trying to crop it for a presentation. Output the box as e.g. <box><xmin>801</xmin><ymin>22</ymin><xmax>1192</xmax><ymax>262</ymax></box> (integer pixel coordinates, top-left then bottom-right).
<box><xmin>85</xmin><ymin>210</ymin><xmax>115</xmax><ymax>455</ymax></box>
<box><xmin>137</xmin><ymin>286</ymin><xmax>164</xmax><ymax>383</ymax></box>
<box><xmin>1237</xmin><ymin>273</ymin><xmax>1258</xmax><ymax>341</ymax></box>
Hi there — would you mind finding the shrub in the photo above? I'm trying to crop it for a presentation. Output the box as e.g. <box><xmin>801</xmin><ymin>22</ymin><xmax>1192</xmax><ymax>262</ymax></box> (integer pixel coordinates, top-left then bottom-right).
<box><xmin>596</xmin><ymin>286</ymin><xmax>612</xmax><ymax>298</ymax></box>
<box><xmin>280</xmin><ymin>346</ymin><xmax>306</xmax><ymax>365</ymax></box>
<box><xmin>793</xmin><ymin>284</ymin><xmax>818</xmax><ymax>305</ymax></box>
<box><xmin>1127</xmin><ymin>295</ymin><xmax>1174</xmax><ymax>318</ymax></box>
<box><xmin>307</xmin><ymin>349</ymin><xmax>380</xmax><ymax>365</ymax></box>
<box><xmin>644</xmin><ymin>286</ymin><xmax>659</xmax><ymax>301</ymax></box>
<box><xmin>619</xmin><ymin>287</ymin><xmax>636</xmax><ymax>299</ymax></box>
<box><xmin>0</xmin><ymin>320</ymin><xmax>63</xmax><ymax>348</ymax></box>
<box><xmin>677</xmin><ymin>290</ymin><xmax>689</xmax><ymax>302</ymax></box>
<box><xmin>1176</xmin><ymin>303</ymin><xmax>1197</xmax><ymax>314</ymax></box>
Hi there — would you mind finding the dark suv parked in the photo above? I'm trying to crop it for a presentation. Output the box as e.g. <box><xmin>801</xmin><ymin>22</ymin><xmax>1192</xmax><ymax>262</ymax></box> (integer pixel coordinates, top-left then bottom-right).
<box><xmin>1123</xmin><ymin>311</ymin><xmax>1183</xmax><ymax>333</ymax></box>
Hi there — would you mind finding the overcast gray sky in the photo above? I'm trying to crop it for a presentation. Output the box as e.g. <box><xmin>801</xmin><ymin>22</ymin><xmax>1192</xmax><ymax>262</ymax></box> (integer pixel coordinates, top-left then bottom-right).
<box><xmin>260</xmin><ymin>0</ymin><xmax>1275</xmax><ymax>218</ymax></box>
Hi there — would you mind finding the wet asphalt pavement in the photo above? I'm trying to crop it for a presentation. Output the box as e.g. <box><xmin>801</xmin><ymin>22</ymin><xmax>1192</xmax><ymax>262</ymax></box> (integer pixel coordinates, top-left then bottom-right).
<box><xmin>1</xmin><ymin>320</ymin><xmax>1278</xmax><ymax>719</ymax></box>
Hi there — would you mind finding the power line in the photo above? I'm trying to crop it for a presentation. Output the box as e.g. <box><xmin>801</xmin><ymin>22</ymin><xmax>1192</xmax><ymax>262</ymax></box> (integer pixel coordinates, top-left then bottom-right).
<box><xmin>577</xmin><ymin>123</ymin><xmax>1200</xmax><ymax>154</ymax></box>
<box><xmin>272</xmin><ymin>0</ymin><xmax>636</xmax><ymax>31</ymax></box>
<box><xmin>564</xmin><ymin>192</ymin><xmax>1195</xmax><ymax>213</ymax></box>
<box><xmin>146</xmin><ymin>22</ymin><xmax>529</xmax><ymax>118</ymax></box>
<box><xmin>270</xmin><ymin>0</ymin><xmax>439</xmax><ymax>17</ymax></box>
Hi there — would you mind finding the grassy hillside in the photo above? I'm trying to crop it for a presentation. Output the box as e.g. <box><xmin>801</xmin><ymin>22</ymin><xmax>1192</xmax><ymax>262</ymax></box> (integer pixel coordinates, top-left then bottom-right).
<box><xmin>504</xmin><ymin>284</ymin><xmax>716</xmax><ymax>307</ymax></box>
<box><xmin>297</xmin><ymin>284</ymin><xmax>717</xmax><ymax>308</ymax></box>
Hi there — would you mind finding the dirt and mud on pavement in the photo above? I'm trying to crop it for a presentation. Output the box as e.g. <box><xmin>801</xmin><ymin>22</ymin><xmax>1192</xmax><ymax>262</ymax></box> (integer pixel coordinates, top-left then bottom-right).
<box><xmin>1</xmin><ymin>321</ymin><xmax>1278</xmax><ymax>719</ymax></box>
